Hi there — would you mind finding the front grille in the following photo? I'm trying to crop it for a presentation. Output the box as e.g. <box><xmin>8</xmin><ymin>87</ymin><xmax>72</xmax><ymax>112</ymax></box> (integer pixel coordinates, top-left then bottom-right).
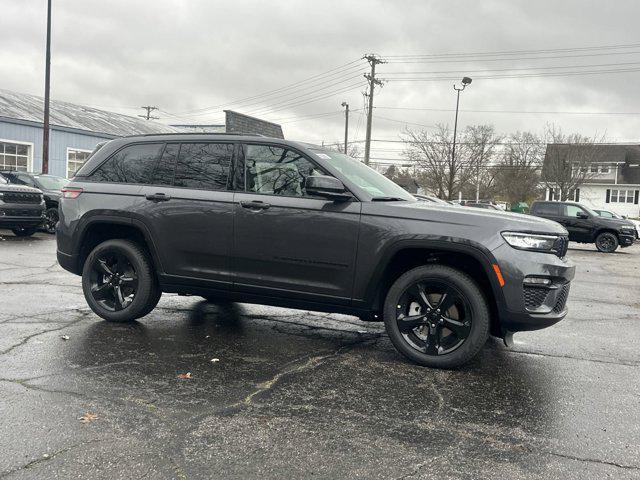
<box><xmin>553</xmin><ymin>284</ymin><xmax>570</xmax><ymax>313</ymax></box>
<box><xmin>2</xmin><ymin>192</ymin><xmax>42</xmax><ymax>204</ymax></box>
<box><xmin>523</xmin><ymin>286</ymin><xmax>549</xmax><ymax>310</ymax></box>
<box><xmin>0</xmin><ymin>208</ymin><xmax>42</xmax><ymax>217</ymax></box>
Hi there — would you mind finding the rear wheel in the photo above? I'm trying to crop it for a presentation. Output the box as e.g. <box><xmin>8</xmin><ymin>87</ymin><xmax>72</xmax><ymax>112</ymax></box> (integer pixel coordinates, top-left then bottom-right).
<box><xmin>82</xmin><ymin>239</ymin><xmax>159</xmax><ymax>322</ymax></box>
<box><xmin>383</xmin><ymin>265</ymin><xmax>489</xmax><ymax>369</ymax></box>
<box><xmin>11</xmin><ymin>227</ymin><xmax>37</xmax><ymax>237</ymax></box>
<box><xmin>595</xmin><ymin>232</ymin><xmax>618</xmax><ymax>253</ymax></box>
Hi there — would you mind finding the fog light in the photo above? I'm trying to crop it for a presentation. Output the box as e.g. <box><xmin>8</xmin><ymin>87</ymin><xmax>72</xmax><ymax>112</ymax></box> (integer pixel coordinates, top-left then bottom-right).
<box><xmin>523</xmin><ymin>276</ymin><xmax>552</xmax><ymax>286</ymax></box>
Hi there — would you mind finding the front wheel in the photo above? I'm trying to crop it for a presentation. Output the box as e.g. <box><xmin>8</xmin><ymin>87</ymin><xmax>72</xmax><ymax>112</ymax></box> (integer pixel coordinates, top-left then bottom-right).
<box><xmin>12</xmin><ymin>227</ymin><xmax>37</xmax><ymax>237</ymax></box>
<box><xmin>82</xmin><ymin>239</ymin><xmax>160</xmax><ymax>322</ymax></box>
<box><xmin>595</xmin><ymin>232</ymin><xmax>618</xmax><ymax>253</ymax></box>
<box><xmin>383</xmin><ymin>265</ymin><xmax>490</xmax><ymax>369</ymax></box>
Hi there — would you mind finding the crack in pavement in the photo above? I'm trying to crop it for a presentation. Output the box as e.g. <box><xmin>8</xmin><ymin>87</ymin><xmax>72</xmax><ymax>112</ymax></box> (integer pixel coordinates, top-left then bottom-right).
<box><xmin>504</xmin><ymin>347</ymin><xmax>639</xmax><ymax>367</ymax></box>
<box><xmin>543</xmin><ymin>450</ymin><xmax>640</xmax><ymax>471</ymax></box>
<box><xmin>0</xmin><ymin>378</ymin><xmax>88</xmax><ymax>399</ymax></box>
<box><xmin>0</xmin><ymin>307</ymin><xmax>91</xmax><ymax>325</ymax></box>
<box><xmin>0</xmin><ymin>314</ymin><xmax>88</xmax><ymax>356</ymax></box>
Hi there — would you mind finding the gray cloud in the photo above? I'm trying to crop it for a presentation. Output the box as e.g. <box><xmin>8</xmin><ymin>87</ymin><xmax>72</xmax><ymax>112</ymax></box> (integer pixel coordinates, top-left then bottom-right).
<box><xmin>1</xmin><ymin>0</ymin><xmax>640</xmax><ymax>159</ymax></box>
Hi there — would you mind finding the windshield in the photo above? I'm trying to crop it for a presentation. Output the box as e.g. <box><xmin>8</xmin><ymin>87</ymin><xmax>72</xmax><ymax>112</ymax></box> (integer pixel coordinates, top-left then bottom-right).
<box><xmin>311</xmin><ymin>150</ymin><xmax>415</xmax><ymax>201</ymax></box>
<box><xmin>34</xmin><ymin>175</ymin><xmax>68</xmax><ymax>191</ymax></box>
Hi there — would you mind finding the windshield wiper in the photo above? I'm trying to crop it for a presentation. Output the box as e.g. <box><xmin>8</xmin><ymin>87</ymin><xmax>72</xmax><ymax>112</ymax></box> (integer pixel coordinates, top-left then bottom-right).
<box><xmin>371</xmin><ymin>196</ymin><xmax>406</xmax><ymax>202</ymax></box>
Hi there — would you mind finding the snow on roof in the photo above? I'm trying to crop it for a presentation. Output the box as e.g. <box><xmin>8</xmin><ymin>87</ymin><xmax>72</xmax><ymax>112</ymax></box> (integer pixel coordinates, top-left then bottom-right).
<box><xmin>0</xmin><ymin>89</ymin><xmax>179</xmax><ymax>137</ymax></box>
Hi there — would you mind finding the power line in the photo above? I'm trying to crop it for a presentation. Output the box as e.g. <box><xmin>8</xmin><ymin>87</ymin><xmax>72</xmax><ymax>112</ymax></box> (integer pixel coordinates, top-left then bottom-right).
<box><xmin>138</xmin><ymin>106</ymin><xmax>159</xmax><ymax>120</ymax></box>
<box><xmin>384</xmin><ymin>50</ymin><xmax>640</xmax><ymax>64</ymax></box>
<box><xmin>375</xmin><ymin>106</ymin><xmax>640</xmax><ymax>116</ymax></box>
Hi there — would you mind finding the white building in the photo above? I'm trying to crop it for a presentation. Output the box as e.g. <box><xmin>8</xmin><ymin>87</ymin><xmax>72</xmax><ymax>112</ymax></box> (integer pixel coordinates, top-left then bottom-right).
<box><xmin>542</xmin><ymin>144</ymin><xmax>640</xmax><ymax>218</ymax></box>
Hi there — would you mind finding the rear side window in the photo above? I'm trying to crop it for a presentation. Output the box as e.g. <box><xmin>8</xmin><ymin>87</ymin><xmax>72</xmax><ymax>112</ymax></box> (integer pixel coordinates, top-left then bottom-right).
<box><xmin>152</xmin><ymin>143</ymin><xmax>179</xmax><ymax>186</ymax></box>
<box><xmin>173</xmin><ymin>143</ymin><xmax>233</xmax><ymax>190</ymax></box>
<box><xmin>533</xmin><ymin>203</ymin><xmax>560</xmax><ymax>215</ymax></box>
<box><xmin>91</xmin><ymin>143</ymin><xmax>163</xmax><ymax>184</ymax></box>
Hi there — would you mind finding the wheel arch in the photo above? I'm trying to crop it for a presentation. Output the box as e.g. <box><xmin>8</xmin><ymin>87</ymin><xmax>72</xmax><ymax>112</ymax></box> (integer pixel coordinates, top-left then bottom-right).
<box><xmin>363</xmin><ymin>240</ymin><xmax>507</xmax><ymax>337</ymax></box>
<box><xmin>76</xmin><ymin>217</ymin><xmax>162</xmax><ymax>275</ymax></box>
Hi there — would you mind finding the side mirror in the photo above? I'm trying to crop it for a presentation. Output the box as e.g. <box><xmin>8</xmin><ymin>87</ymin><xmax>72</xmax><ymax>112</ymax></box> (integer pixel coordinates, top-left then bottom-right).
<box><xmin>622</xmin><ymin>215</ymin><xmax>628</xmax><ymax>219</ymax></box>
<box><xmin>305</xmin><ymin>175</ymin><xmax>350</xmax><ymax>201</ymax></box>
<box><xmin>577</xmin><ymin>212</ymin><xmax>589</xmax><ymax>219</ymax></box>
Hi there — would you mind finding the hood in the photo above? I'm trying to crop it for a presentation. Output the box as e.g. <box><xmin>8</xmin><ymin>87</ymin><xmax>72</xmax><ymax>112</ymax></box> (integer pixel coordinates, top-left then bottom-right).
<box><xmin>0</xmin><ymin>183</ymin><xmax>42</xmax><ymax>194</ymax></box>
<box><xmin>368</xmin><ymin>201</ymin><xmax>568</xmax><ymax>235</ymax></box>
<box><xmin>593</xmin><ymin>216</ymin><xmax>635</xmax><ymax>229</ymax></box>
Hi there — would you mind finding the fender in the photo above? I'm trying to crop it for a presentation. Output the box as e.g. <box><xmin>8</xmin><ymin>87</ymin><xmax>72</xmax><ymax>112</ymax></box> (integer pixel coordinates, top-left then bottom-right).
<box><xmin>360</xmin><ymin>237</ymin><xmax>508</xmax><ymax>316</ymax></box>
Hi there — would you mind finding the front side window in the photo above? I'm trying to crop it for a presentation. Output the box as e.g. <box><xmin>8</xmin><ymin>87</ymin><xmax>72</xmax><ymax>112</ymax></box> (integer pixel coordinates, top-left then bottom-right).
<box><xmin>244</xmin><ymin>144</ymin><xmax>325</xmax><ymax>197</ymax></box>
<box><xmin>534</xmin><ymin>203</ymin><xmax>560</xmax><ymax>215</ymax></box>
<box><xmin>565</xmin><ymin>205</ymin><xmax>586</xmax><ymax>217</ymax></box>
<box><xmin>67</xmin><ymin>149</ymin><xmax>92</xmax><ymax>178</ymax></box>
<box><xmin>0</xmin><ymin>141</ymin><xmax>30</xmax><ymax>172</ymax></box>
<box><xmin>91</xmin><ymin>143</ymin><xmax>163</xmax><ymax>184</ymax></box>
<box><xmin>173</xmin><ymin>143</ymin><xmax>233</xmax><ymax>190</ymax></box>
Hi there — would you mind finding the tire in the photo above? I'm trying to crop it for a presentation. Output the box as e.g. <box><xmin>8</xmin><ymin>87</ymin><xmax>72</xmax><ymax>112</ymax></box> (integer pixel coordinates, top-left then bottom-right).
<box><xmin>43</xmin><ymin>207</ymin><xmax>59</xmax><ymax>234</ymax></box>
<box><xmin>82</xmin><ymin>239</ymin><xmax>159</xmax><ymax>322</ymax></box>
<box><xmin>595</xmin><ymin>232</ymin><xmax>618</xmax><ymax>253</ymax></box>
<box><xmin>12</xmin><ymin>227</ymin><xmax>37</xmax><ymax>237</ymax></box>
<box><xmin>383</xmin><ymin>265</ymin><xmax>490</xmax><ymax>369</ymax></box>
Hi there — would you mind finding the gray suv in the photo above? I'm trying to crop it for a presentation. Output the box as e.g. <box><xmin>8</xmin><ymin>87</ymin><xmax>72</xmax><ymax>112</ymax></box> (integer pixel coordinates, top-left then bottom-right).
<box><xmin>57</xmin><ymin>134</ymin><xmax>575</xmax><ymax>368</ymax></box>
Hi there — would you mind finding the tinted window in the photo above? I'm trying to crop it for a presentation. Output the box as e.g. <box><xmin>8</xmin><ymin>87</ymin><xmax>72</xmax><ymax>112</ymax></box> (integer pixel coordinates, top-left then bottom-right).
<box><xmin>91</xmin><ymin>143</ymin><xmax>163</xmax><ymax>184</ymax></box>
<box><xmin>152</xmin><ymin>143</ymin><xmax>179</xmax><ymax>186</ymax></box>
<box><xmin>245</xmin><ymin>144</ymin><xmax>325</xmax><ymax>197</ymax></box>
<box><xmin>173</xmin><ymin>143</ymin><xmax>232</xmax><ymax>190</ymax></box>
<box><xmin>565</xmin><ymin>204</ymin><xmax>586</xmax><ymax>217</ymax></box>
<box><xmin>533</xmin><ymin>203</ymin><xmax>561</xmax><ymax>215</ymax></box>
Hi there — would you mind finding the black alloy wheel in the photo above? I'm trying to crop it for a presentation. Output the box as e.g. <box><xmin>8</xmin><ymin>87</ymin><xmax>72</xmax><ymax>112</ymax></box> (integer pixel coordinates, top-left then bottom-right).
<box><xmin>595</xmin><ymin>232</ymin><xmax>618</xmax><ymax>253</ymax></box>
<box><xmin>383</xmin><ymin>265</ymin><xmax>489</xmax><ymax>368</ymax></box>
<box><xmin>395</xmin><ymin>280</ymin><xmax>472</xmax><ymax>356</ymax></box>
<box><xmin>82</xmin><ymin>239</ymin><xmax>160</xmax><ymax>322</ymax></box>
<box><xmin>89</xmin><ymin>251</ymin><xmax>139</xmax><ymax>312</ymax></box>
<box><xmin>43</xmin><ymin>207</ymin><xmax>59</xmax><ymax>234</ymax></box>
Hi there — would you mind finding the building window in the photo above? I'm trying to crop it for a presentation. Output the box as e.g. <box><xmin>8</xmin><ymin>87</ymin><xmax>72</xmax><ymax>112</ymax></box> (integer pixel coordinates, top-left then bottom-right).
<box><xmin>67</xmin><ymin>149</ymin><xmax>91</xmax><ymax>178</ymax></box>
<box><xmin>590</xmin><ymin>164</ymin><xmax>598</xmax><ymax>173</ymax></box>
<box><xmin>0</xmin><ymin>141</ymin><xmax>30</xmax><ymax>171</ymax></box>
<box><xmin>600</xmin><ymin>165</ymin><xmax>610</xmax><ymax>174</ymax></box>
<box><xmin>610</xmin><ymin>189</ymin><xmax>635</xmax><ymax>203</ymax></box>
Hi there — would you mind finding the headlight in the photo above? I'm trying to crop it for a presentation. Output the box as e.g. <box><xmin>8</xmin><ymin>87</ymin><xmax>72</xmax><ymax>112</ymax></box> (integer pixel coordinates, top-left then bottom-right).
<box><xmin>502</xmin><ymin>232</ymin><xmax>560</xmax><ymax>252</ymax></box>
<box><xmin>620</xmin><ymin>226</ymin><xmax>635</xmax><ymax>232</ymax></box>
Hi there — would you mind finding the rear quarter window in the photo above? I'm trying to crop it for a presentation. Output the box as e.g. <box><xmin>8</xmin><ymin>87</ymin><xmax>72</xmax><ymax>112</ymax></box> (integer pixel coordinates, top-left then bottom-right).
<box><xmin>533</xmin><ymin>203</ymin><xmax>560</xmax><ymax>215</ymax></box>
<box><xmin>90</xmin><ymin>143</ymin><xmax>163</xmax><ymax>184</ymax></box>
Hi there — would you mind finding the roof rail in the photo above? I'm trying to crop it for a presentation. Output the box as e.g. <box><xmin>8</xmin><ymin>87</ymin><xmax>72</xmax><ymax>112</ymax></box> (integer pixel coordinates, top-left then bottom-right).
<box><xmin>121</xmin><ymin>132</ymin><xmax>275</xmax><ymax>139</ymax></box>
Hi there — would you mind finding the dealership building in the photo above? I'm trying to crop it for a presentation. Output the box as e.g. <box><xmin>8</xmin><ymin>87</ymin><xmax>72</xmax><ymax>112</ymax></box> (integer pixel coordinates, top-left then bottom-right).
<box><xmin>0</xmin><ymin>89</ymin><xmax>283</xmax><ymax>178</ymax></box>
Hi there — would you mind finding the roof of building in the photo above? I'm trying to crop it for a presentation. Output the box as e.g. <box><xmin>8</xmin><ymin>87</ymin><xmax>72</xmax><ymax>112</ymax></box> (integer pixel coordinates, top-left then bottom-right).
<box><xmin>544</xmin><ymin>143</ymin><xmax>640</xmax><ymax>185</ymax></box>
<box><xmin>0</xmin><ymin>89</ymin><xmax>179</xmax><ymax>138</ymax></box>
<box><xmin>169</xmin><ymin>124</ymin><xmax>226</xmax><ymax>133</ymax></box>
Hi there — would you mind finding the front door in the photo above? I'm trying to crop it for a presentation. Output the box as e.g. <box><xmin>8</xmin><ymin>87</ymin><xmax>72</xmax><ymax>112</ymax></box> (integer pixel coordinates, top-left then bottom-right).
<box><xmin>232</xmin><ymin>143</ymin><xmax>361</xmax><ymax>304</ymax></box>
<box><xmin>562</xmin><ymin>204</ymin><xmax>593</xmax><ymax>242</ymax></box>
<box><xmin>135</xmin><ymin>141</ymin><xmax>236</xmax><ymax>289</ymax></box>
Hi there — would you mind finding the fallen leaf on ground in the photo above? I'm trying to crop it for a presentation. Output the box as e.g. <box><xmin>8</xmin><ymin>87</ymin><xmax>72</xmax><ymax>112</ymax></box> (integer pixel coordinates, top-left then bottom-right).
<box><xmin>177</xmin><ymin>372</ymin><xmax>192</xmax><ymax>379</ymax></box>
<box><xmin>210</xmin><ymin>358</ymin><xmax>220</xmax><ymax>363</ymax></box>
<box><xmin>60</xmin><ymin>335</ymin><xmax>70</xmax><ymax>340</ymax></box>
<box><xmin>78</xmin><ymin>412</ymin><xmax>98</xmax><ymax>423</ymax></box>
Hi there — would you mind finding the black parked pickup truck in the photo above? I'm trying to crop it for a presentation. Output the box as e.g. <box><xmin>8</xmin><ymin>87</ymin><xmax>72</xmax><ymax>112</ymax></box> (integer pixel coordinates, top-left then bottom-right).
<box><xmin>0</xmin><ymin>175</ymin><xmax>45</xmax><ymax>237</ymax></box>
<box><xmin>530</xmin><ymin>201</ymin><xmax>636</xmax><ymax>253</ymax></box>
<box><xmin>56</xmin><ymin>134</ymin><xmax>576</xmax><ymax>368</ymax></box>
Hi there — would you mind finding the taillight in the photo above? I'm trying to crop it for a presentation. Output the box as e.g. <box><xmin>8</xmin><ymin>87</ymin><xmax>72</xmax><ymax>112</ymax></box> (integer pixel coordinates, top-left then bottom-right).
<box><xmin>62</xmin><ymin>187</ymin><xmax>83</xmax><ymax>199</ymax></box>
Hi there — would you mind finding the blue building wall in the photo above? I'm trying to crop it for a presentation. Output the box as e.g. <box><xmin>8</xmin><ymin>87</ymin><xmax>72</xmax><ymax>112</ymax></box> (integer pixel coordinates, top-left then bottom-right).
<box><xmin>0</xmin><ymin>119</ymin><xmax>113</xmax><ymax>178</ymax></box>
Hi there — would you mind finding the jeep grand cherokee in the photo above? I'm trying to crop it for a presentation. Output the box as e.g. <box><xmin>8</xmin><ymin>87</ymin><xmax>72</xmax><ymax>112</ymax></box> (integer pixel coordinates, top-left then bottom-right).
<box><xmin>56</xmin><ymin>134</ymin><xmax>575</xmax><ymax>368</ymax></box>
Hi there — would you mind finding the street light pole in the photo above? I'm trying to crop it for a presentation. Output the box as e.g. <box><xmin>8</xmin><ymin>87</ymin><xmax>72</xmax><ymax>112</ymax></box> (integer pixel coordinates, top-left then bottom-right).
<box><xmin>451</xmin><ymin>76</ymin><xmax>471</xmax><ymax>200</ymax></box>
<box><xmin>341</xmin><ymin>101</ymin><xmax>349</xmax><ymax>155</ymax></box>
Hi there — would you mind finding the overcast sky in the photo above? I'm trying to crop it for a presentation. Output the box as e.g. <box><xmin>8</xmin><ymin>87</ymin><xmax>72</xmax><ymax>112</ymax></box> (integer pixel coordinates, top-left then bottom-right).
<box><xmin>2</xmin><ymin>0</ymin><xmax>640</xmax><ymax>162</ymax></box>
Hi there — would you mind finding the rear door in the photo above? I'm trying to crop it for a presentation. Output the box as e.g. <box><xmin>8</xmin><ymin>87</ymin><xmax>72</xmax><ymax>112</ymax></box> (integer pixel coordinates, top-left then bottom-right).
<box><xmin>232</xmin><ymin>143</ymin><xmax>361</xmax><ymax>304</ymax></box>
<box><xmin>135</xmin><ymin>141</ymin><xmax>236</xmax><ymax>289</ymax></box>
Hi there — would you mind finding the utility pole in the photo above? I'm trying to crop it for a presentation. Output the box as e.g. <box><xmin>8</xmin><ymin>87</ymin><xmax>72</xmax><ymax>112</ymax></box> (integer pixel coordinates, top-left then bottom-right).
<box><xmin>363</xmin><ymin>54</ymin><xmax>384</xmax><ymax>165</ymax></box>
<box><xmin>42</xmin><ymin>0</ymin><xmax>52</xmax><ymax>174</ymax></box>
<box><xmin>341</xmin><ymin>101</ymin><xmax>349</xmax><ymax>154</ymax></box>
<box><xmin>139</xmin><ymin>106</ymin><xmax>159</xmax><ymax>120</ymax></box>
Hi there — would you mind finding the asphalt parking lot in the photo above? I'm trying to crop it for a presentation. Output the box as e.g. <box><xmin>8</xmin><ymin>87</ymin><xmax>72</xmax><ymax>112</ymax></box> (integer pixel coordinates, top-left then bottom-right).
<box><xmin>0</xmin><ymin>233</ymin><xmax>638</xmax><ymax>479</ymax></box>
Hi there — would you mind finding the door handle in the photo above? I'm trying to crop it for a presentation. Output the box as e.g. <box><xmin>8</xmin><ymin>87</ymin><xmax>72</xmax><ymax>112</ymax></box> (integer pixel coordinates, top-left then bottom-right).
<box><xmin>240</xmin><ymin>200</ymin><xmax>270</xmax><ymax>210</ymax></box>
<box><xmin>145</xmin><ymin>192</ymin><xmax>171</xmax><ymax>202</ymax></box>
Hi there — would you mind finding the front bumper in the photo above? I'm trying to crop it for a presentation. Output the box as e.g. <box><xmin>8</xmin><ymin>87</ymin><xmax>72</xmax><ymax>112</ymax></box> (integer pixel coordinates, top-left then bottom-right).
<box><xmin>0</xmin><ymin>204</ymin><xmax>45</xmax><ymax>229</ymax></box>
<box><xmin>491</xmin><ymin>243</ymin><xmax>576</xmax><ymax>333</ymax></box>
<box><xmin>619</xmin><ymin>232</ymin><xmax>635</xmax><ymax>247</ymax></box>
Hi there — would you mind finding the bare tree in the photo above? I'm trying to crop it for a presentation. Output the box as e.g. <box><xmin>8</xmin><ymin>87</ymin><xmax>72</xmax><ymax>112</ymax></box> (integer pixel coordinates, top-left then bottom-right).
<box><xmin>384</xmin><ymin>164</ymin><xmax>419</xmax><ymax>193</ymax></box>
<box><xmin>401</xmin><ymin>124</ymin><xmax>499</xmax><ymax>200</ymax></box>
<box><xmin>493</xmin><ymin>131</ymin><xmax>544</xmax><ymax>203</ymax></box>
<box><xmin>464</xmin><ymin>125</ymin><xmax>502</xmax><ymax>201</ymax></box>
<box><xmin>327</xmin><ymin>142</ymin><xmax>361</xmax><ymax>158</ymax></box>
<box><xmin>541</xmin><ymin>124</ymin><xmax>604</xmax><ymax>201</ymax></box>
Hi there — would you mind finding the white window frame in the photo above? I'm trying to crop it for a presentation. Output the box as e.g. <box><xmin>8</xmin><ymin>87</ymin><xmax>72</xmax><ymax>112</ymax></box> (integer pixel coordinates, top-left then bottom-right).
<box><xmin>66</xmin><ymin>147</ymin><xmax>93</xmax><ymax>179</ymax></box>
<box><xmin>600</xmin><ymin>165</ymin><xmax>610</xmax><ymax>174</ymax></box>
<box><xmin>610</xmin><ymin>188</ymin><xmax>636</xmax><ymax>204</ymax></box>
<box><xmin>0</xmin><ymin>138</ymin><xmax>34</xmax><ymax>172</ymax></box>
